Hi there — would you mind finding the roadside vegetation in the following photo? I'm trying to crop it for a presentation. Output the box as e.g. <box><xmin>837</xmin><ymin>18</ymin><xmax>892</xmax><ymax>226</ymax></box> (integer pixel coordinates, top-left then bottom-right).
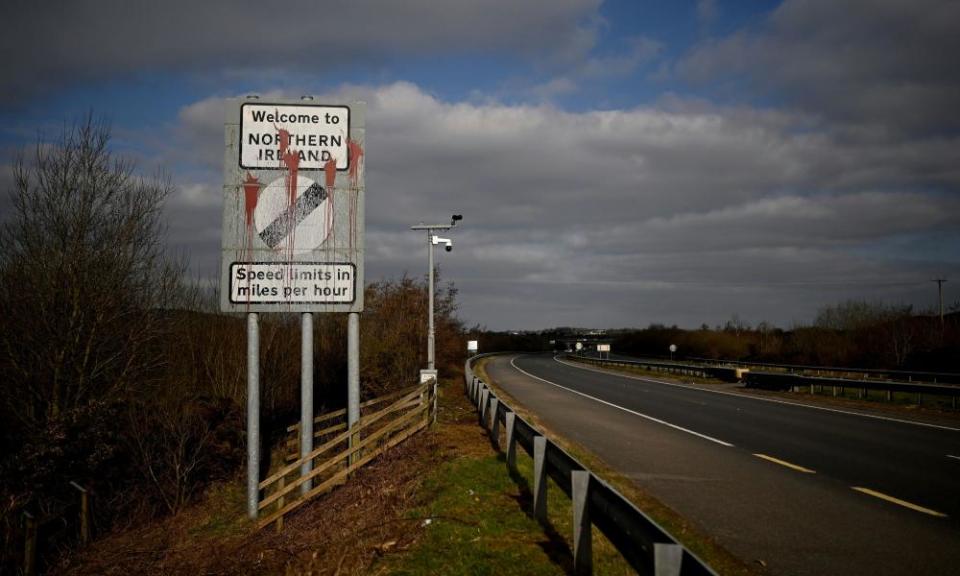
<box><xmin>0</xmin><ymin>117</ymin><xmax>463</xmax><ymax>573</ymax></box>
<box><xmin>473</xmin><ymin>302</ymin><xmax>959</xmax><ymax>373</ymax></box>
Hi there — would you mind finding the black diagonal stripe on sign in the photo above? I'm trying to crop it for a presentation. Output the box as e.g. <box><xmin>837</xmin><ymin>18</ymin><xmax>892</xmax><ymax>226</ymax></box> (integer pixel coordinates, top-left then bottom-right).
<box><xmin>259</xmin><ymin>183</ymin><xmax>328</xmax><ymax>249</ymax></box>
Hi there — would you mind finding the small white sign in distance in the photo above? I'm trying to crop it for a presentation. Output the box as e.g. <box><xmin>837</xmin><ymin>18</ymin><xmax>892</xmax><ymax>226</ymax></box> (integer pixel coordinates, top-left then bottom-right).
<box><xmin>467</xmin><ymin>340</ymin><xmax>479</xmax><ymax>353</ymax></box>
<box><xmin>597</xmin><ymin>344</ymin><xmax>611</xmax><ymax>352</ymax></box>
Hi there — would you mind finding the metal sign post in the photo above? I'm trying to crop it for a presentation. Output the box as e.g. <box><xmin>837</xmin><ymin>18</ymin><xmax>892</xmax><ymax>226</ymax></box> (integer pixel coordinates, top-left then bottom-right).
<box><xmin>222</xmin><ymin>97</ymin><xmax>365</xmax><ymax>519</ymax></box>
<box><xmin>246</xmin><ymin>312</ymin><xmax>260</xmax><ymax>518</ymax></box>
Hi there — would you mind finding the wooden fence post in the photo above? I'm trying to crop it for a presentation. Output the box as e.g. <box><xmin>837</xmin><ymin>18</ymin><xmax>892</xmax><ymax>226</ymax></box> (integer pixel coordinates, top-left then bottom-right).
<box><xmin>23</xmin><ymin>511</ymin><xmax>37</xmax><ymax>576</ymax></box>
<box><xmin>276</xmin><ymin>476</ymin><xmax>285</xmax><ymax>533</ymax></box>
<box><xmin>70</xmin><ymin>482</ymin><xmax>91</xmax><ymax>546</ymax></box>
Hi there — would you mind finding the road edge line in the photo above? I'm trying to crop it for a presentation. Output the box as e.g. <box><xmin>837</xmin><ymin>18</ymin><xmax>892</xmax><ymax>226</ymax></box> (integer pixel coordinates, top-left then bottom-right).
<box><xmin>509</xmin><ymin>356</ymin><xmax>735</xmax><ymax>448</ymax></box>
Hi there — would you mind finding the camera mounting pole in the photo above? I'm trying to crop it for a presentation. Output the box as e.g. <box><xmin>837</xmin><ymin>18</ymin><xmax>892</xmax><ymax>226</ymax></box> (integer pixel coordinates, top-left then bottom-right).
<box><xmin>411</xmin><ymin>215</ymin><xmax>462</xmax><ymax>371</ymax></box>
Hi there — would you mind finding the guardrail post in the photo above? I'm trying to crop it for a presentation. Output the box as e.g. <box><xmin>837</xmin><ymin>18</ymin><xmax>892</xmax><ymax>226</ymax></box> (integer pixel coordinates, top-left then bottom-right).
<box><xmin>479</xmin><ymin>388</ymin><xmax>489</xmax><ymax>428</ymax></box>
<box><xmin>533</xmin><ymin>436</ymin><xmax>547</xmax><ymax>523</ymax></box>
<box><xmin>489</xmin><ymin>398</ymin><xmax>500</xmax><ymax>445</ymax></box>
<box><xmin>505</xmin><ymin>412</ymin><xmax>517</xmax><ymax>472</ymax></box>
<box><xmin>572</xmin><ymin>470</ymin><xmax>592</xmax><ymax>575</ymax></box>
<box><xmin>654</xmin><ymin>543</ymin><xmax>683</xmax><ymax>576</ymax></box>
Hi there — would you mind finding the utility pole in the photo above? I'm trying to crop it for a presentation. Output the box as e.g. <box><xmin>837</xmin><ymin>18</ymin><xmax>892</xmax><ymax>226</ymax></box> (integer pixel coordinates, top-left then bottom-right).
<box><xmin>933</xmin><ymin>278</ymin><xmax>947</xmax><ymax>325</ymax></box>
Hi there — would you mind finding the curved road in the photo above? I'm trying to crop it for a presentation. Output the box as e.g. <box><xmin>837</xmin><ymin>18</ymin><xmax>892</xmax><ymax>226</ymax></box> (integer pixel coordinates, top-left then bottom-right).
<box><xmin>485</xmin><ymin>353</ymin><xmax>960</xmax><ymax>576</ymax></box>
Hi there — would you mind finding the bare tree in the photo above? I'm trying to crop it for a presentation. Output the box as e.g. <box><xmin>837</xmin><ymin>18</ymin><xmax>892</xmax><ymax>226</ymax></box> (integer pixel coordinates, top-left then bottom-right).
<box><xmin>0</xmin><ymin>115</ymin><xmax>179</xmax><ymax>428</ymax></box>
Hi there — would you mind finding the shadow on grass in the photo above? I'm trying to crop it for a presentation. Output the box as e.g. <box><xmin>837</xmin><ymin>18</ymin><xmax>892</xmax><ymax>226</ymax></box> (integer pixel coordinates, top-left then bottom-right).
<box><xmin>491</xmin><ymin>452</ymin><xmax>576</xmax><ymax>575</ymax></box>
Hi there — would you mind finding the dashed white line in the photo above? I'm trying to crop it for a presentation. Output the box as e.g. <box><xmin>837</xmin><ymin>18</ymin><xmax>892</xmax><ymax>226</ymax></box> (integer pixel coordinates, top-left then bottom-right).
<box><xmin>948</xmin><ymin>455</ymin><xmax>960</xmax><ymax>461</ymax></box>
<box><xmin>508</xmin><ymin>356</ymin><xmax>735</xmax><ymax>448</ymax></box>
<box><xmin>753</xmin><ymin>453</ymin><xmax>816</xmax><ymax>474</ymax></box>
<box><xmin>553</xmin><ymin>355</ymin><xmax>960</xmax><ymax>433</ymax></box>
<box><xmin>851</xmin><ymin>487</ymin><xmax>948</xmax><ymax>518</ymax></box>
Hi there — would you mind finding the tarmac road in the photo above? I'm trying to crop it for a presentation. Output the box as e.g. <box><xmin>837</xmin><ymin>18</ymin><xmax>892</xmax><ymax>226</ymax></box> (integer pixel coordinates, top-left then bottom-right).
<box><xmin>484</xmin><ymin>353</ymin><xmax>960</xmax><ymax>576</ymax></box>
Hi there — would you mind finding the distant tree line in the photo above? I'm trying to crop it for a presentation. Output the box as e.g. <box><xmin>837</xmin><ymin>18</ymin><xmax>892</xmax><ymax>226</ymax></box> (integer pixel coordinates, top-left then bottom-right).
<box><xmin>470</xmin><ymin>304</ymin><xmax>958</xmax><ymax>372</ymax></box>
<box><xmin>0</xmin><ymin>117</ymin><xmax>464</xmax><ymax>572</ymax></box>
<box><xmin>610</xmin><ymin>302</ymin><xmax>957</xmax><ymax>371</ymax></box>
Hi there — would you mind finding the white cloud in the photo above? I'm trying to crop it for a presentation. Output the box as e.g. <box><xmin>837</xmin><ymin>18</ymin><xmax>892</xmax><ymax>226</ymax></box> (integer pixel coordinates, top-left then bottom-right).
<box><xmin>163</xmin><ymin>82</ymin><xmax>960</xmax><ymax>328</ymax></box>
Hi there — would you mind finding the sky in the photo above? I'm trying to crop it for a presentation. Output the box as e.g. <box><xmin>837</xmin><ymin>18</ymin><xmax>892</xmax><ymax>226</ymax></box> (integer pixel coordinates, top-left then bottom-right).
<box><xmin>1</xmin><ymin>0</ymin><xmax>958</xmax><ymax>330</ymax></box>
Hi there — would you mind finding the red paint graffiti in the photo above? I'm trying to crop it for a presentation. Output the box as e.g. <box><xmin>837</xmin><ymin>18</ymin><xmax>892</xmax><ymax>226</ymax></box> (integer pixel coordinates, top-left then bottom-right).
<box><xmin>348</xmin><ymin>139</ymin><xmax>364</xmax><ymax>185</ymax></box>
<box><xmin>277</xmin><ymin>127</ymin><xmax>300</xmax><ymax>209</ymax></box>
<box><xmin>324</xmin><ymin>157</ymin><xmax>337</xmax><ymax>190</ymax></box>
<box><xmin>242</xmin><ymin>172</ymin><xmax>261</xmax><ymax>226</ymax></box>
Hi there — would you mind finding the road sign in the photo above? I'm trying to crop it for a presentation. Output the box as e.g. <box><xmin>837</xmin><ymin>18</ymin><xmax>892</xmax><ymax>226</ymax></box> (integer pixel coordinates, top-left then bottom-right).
<box><xmin>220</xmin><ymin>98</ymin><xmax>365</xmax><ymax>313</ymax></box>
<box><xmin>240</xmin><ymin>104</ymin><xmax>349</xmax><ymax>170</ymax></box>
<box><xmin>597</xmin><ymin>344</ymin><xmax>611</xmax><ymax>352</ymax></box>
<box><xmin>467</xmin><ymin>340</ymin><xmax>479</xmax><ymax>353</ymax></box>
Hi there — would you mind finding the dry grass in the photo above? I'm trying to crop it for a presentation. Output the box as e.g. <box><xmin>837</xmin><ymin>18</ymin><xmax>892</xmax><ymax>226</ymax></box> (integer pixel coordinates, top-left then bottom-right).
<box><xmin>51</xmin><ymin>376</ymin><xmax>570</xmax><ymax>575</ymax></box>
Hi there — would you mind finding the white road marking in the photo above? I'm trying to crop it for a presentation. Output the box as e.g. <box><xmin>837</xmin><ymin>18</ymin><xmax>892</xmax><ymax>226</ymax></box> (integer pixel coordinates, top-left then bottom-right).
<box><xmin>948</xmin><ymin>455</ymin><xmax>960</xmax><ymax>461</ymax></box>
<box><xmin>553</xmin><ymin>356</ymin><xmax>960</xmax><ymax>433</ymax></box>
<box><xmin>753</xmin><ymin>453</ymin><xmax>816</xmax><ymax>474</ymax></box>
<box><xmin>851</xmin><ymin>487</ymin><xmax>948</xmax><ymax>518</ymax></box>
<box><xmin>508</xmin><ymin>356</ymin><xmax>735</xmax><ymax>448</ymax></box>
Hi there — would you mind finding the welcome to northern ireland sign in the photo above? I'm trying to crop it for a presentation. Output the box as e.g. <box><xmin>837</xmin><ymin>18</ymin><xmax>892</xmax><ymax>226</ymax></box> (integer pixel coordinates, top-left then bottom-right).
<box><xmin>220</xmin><ymin>98</ymin><xmax>365</xmax><ymax>313</ymax></box>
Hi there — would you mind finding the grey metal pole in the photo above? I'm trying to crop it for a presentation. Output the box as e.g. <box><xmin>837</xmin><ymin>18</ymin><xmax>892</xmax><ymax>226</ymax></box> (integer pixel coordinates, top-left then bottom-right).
<box><xmin>300</xmin><ymin>312</ymin><xmax>314</xmax><ymax>494</ymax></box>
<box><xmin>246</xmin><ymin>312</ymin><xmax>260</xmax><ymax>519</ymax></box>
<box><xmin>428</xmin><ymin>232</ymin><xmax>435</xmax><ymax>370</ymax></box>
<box><xmin>348</xmin><ymin>312</ymin><xmax>360</xmax><ymax>464</ymax></box>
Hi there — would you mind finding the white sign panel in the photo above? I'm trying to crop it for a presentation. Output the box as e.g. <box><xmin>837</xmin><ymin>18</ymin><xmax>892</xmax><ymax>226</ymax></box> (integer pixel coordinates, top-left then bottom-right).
<box><xmin>230</xmin><ymin>263</ymin><xmax>355</xmax><ymax>304</ymax></box>
<box><xmin>220</xmin><ymin>98</ymin><xmax>365</xmax><ymax>314</ymax></box>
<box><xmin>597</xmin><ymin>344</ymin><xmax>611</xmax><ymax>352</ymax></box>
<box><xmin>253</xmin><ymin>175</ymin><xmax>330</xmax><ymax>253</ymax></box>
<box><xmin>240</xmin><ymin>104</ymin><xmax>349</xmax><ymax>170</ymax></box>
<box><xmin>467</xmin><ymin>340</ymin><xmax>479</xmax><ymax>353</ymax></box>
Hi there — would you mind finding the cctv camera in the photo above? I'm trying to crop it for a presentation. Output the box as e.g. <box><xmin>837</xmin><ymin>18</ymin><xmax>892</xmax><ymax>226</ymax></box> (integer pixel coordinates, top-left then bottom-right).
<box><xmin>445</xmin><ymin>245</ymin><xmax>452</xmax><ymax>252</ymax></box>
<box><xmin>451</xmin><ymin>214</ymin><xmax>463</xmax><ymax>225</ymax></box>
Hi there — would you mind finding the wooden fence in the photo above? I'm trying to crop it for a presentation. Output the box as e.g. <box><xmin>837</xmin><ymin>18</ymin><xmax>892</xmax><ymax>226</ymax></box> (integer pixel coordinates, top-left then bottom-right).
<box><xmin>257</xmin><ymin>380</ymin><xmax>435</xmax><ymax>530</ymax></box>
